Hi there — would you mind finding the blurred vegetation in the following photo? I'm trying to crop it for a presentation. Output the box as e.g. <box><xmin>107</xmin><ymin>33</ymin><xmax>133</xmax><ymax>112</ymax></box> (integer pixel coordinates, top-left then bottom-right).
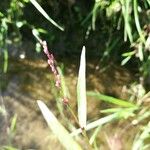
<box><xmin>0</xmin><ymin>0</ymin><xmax>150</xmax><ymax>84</ymax></box>
<box><xmin>0</xmin><ymin>0</ymin><xmax>150</xmax><ymax>149</ymax></box>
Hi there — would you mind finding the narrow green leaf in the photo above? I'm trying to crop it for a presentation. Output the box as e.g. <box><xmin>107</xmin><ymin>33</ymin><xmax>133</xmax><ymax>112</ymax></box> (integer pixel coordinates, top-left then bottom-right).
<box><xmin>77</xmin><ymin>46</ymin><xmax>87</xmax><ymax>128</ymax></box>
<box><xmin>37</xmin><ymin>100</ymin><xmax>82</xmax><ymax>150</ymax></box>
<box><xmin>30</xmin><ymin>0</ymin><xmax>64</xmax><ymax>31</ymax></box>
<box><xmin>100</xmin><ymin>108</ymin><xmax>123</xmax><ymax>113</ymax></box>
<box><xmin>147</xmin><ymin>0</ymin><xmax>150</xmax><ymax>6</ymax></box>
<box><xmin>10</xmin><ymin>114</ymin><xmax>17</xmax><ymax>133</ymax></box>
<box><xmin>71</xmin><ymin>107</ymin><xmax>137</xmax><ymax>136</ymax></box>
<box><xmin>87</xmin><ymin>92</ymin><xmax>136</xmax><ymax>107</ymax></box>
<box><xmin>121</xmin><ymin>56</ymin><xmax>131</xmax><ymax>65</ymax></box>
<box><xmin>120</xmin><ymin>0</ymin><xmax>133</xmax><ymax>42</ymax></box>
<box><xmin>122</xmin><ymin>51</ymin><xmax>135</xmax><ymax>57</ymax></box>
<box><xmin>71</xmin><ymin>113</ymin><xmax>118</xmax><ymax>136</ymax></box>
<box><xmin>101</xmin><ymin>107</ymin><xmax>138</xmax><ymax>115</ymax></box>
<box><xmin>89</xmin><ymin>126</ymin><xmax>101</xmax><ymax>145</ymax></box>
<box><xmin>132</xmin><ymin>122</ymin><xmax>150</xmax><ymax>150</ymax></box>
<box><xmin>4</xmin><ymin>48</ymin><xmax>8</xmax><ymax>73</ymax></box>
<box><xmin>2</xmin><ymin>146</ymin><xmax>18</xmax><ymax>150</ymax></box>
<box><xmin>133</xmin><ymin>0</ymin><xmax>145</xmax><ymax>43</ymax></box>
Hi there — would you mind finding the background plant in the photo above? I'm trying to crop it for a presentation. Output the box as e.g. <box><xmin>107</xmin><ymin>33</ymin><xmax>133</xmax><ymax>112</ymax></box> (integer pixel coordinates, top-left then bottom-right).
<box><xmin>0</xmin><ymin>0</ymin><xmax>150</xmax><ymax>149</ymax></box>
<box><xmin>37</xmin><ymin>45</ymin><xmax>150</xmax><ymax>149</ymax></box>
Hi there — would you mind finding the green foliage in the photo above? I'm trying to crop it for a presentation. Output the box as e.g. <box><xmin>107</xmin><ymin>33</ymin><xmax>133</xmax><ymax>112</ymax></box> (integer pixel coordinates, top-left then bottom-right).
<box><xmin>1</xmin><ymin>0</ymin><xmax>150</xmax><ymax>149</ymax></box>
<box><xmin>132</xmin><ymin>122</ymin><xmax>150</xmax><ymax>150</ymax></box>
<box><xmin>37</xmin><ymin>46</ymin><xmax>150</xmax><ymax>149</ymax></box>
<box><xmin>87</xmin><ymin>91</ymin><xmax>136</xmax><ymax>107</ymax></box>
<box><xmin>89</xmin><ymin>0</ymin><xmax>150</xmax><ymax>79</ymax></box>
<box><xmin>37</xmin><ymin>100</ymin><xmax>82</xmax><ymax>150</ymax></box>
<box><xmin>29</xmin><ymin>0</ymin><xmax>64</xmax><ymax>31</ymax></box>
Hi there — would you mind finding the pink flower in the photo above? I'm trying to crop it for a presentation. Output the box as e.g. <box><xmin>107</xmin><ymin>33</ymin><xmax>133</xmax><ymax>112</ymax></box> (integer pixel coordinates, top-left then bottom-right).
<box><xmin>40</xmin><ymin>40</ymin><xmax>61</xmax><ymax>88</ymax></box>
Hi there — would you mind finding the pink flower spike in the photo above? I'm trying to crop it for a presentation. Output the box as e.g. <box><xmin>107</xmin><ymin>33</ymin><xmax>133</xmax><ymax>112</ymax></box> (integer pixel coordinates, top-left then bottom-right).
<box><xmin>47</xmin><ymin>59</ymin><xmax>53</xmax><ymax>65</ymax></box>
<box><xmin>55</xmin><ymin>80</ymin><xmax>61</xmax><ymax>88</ymax></box>
<box><xmin>40</xmin><ymin>39</ymin><xmax>61</xmax><ymax>89</ymax></box>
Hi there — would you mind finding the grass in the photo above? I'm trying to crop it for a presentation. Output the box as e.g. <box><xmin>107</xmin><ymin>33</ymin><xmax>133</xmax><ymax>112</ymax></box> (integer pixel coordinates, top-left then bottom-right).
<box><xmin>1</xmin><ymin>0</ymin><xmax>150</xmax><ymax>149</ymax></box>
<box><xmin>37</xmin><ymin>44</ymin><xmax>150</xmax><ymax>149</ymax></box>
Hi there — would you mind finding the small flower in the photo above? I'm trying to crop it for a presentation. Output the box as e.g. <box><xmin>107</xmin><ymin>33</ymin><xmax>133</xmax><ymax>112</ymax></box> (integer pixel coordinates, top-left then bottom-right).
<box><xmin>62</xmin><ymin>97</ymin><xmax>69</xmax><ymax>105</ymax></box>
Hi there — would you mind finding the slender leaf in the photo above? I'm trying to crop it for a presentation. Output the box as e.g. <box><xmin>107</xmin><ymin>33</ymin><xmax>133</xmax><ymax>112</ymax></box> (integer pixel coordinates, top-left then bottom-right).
<box><xmin>133</xmin><ymin>0</ymin><xmax>145</xmax><ymax>43</ymax></box>
<box><xmin>121</xmin><ymin>56</ymin><xmax>131</xmax><ymax>65</ymax></box>
<box><xmin>37</xmin><ymin>100</ymin><xmax>82</xmax><ymax>150</ymax></box>
<box><xmin>120</xmin><ymin>0</ymin><xmax>133</xmax><ymax>42</ymax></box>
<box><xmin>2</xmin><ymin>146</ymin><xmax>18</xmax><ymax>150</ymax></box>
<box><xmin>77</xmin><ymin>46</ymin><xmax>87</xmax><ymax>128</ymax></box>
<box><xmin>132</xmin><ymin>122</ymin><xmax>150</xmax><ymax>150</ymax></box>
<box><xmin>71</xmin><ymin>107</ymin><xmax>136</xmax><ymax>136</ymax></box>
<box><xmin>71</xmin><ymin>113</ymin><xmax>118</xmax><ymax>136</ymax></box>
<box><xmin>89</xmin><ymin>126</ymin><xmax>101</xmax><ymax>145</ymax></box>
<box><xmin>87</xmin><ymin>91</ymin><xmax>136</xmax><ymax>107</ymax></box>
<box><xmin>10</xmin><ymin>114</ymin><xmax>17</xmax><ymax>133</ymax></box>
<box><xmin>30</xmin><ymin>0</ymin><xmax>64</xmax><ymax>31</ymax></box>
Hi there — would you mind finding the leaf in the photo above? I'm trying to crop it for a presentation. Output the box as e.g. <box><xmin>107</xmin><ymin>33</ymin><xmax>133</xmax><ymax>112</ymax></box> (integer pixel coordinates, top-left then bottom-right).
<box><xmin>10</xmin><ymin>114</ymin><xmax>17</xmax><ymax>133</ymax></box>
<box><xmin>121</xmin><ymin>56</ymin><xmax>131</xmax><ymax>65</ymax></box>
<box><xmin>71</xmin><ymin>113</ymin><xmax>118</xmax><ymax>136</ymax></box>
<box><xmin>89</xmin><ymin>126</ymin><xmax>101</xmax><ymax>145</ymax></box>
<box><xmin>132</xmin><ymin>122</ymin><xmax>150</xmax><ymax>150</ymax></box>
<box><xmin>4</xmin><ymin>48</ymin><xmax>8</xmax><ymax>73</ymax></box>
<box><xmin>30</xmin><ymin>0</ymin><xmax>64</xmax><ymax>31</ymax></box>
<box><xmin>2</xmin><ymin>146</ymin><xmax>18</xmax><ymax>150</ymax></box>
<box><xmin>122</xmin><ymin>51</ymin><xmax>135</xmax><ymax>57</ymax></box>
<box><xmin>77</xmin><ymin>46</ymin><xmax>87</xmax><ymax>128</ymax></box>
<box><xmin>71</xmin><ymin>107</ymin><xmax>137</xmax><ymax>136</ymax></box>
<box><xmin>120</xmin><ymin>0</ymin><xmax>133</xmax><ymax>42</ymax></box>
<box><xmin>133</xmin><ymin>0</ymin><xmax>145</xmax><ymax>43</ymax></box>
<box><xmin>37</xmin><ymin>100</ymin><xmax>82</xmax><ymax>150</ymax></box>
<box><xmin>87</xmin><ymin>91</ymin><xmax>136</xmax><ymax>107</ymax></box>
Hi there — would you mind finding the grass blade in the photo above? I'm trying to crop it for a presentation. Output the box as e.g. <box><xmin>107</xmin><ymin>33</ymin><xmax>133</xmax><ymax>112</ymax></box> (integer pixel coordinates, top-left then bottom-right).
<box><xmin>37</xmin><ymin>100</ymin><xmax>82</xmax><ymax>150</ymax></box>
<box><xmin>71</xmin><ymin>113</ymin><xmax>117</xmax><ymax>136</ymax></box>
<box><xmin>132</xmin><ymin>122</ymin><xmax>150</xmax><ymax>150</ymax></box>
<box><xmin>71</xmin><ymin>107</ymin><xmax>137</xmax><ymax>136</ymax></box>
<box><xmin>89</xmin><ymin>126</ymin><xmax>101</xmax><ymax>145</ymax></box>
<box><xmin>10</xmin><ymin>114</ymin><xmax>17</xmax><ymax>133</ymax></box>
<box><xmin>133</xmin><ymin>0</ymin><xmax>145</xmax><ymax>43</ymax></box>
<box><xmin>2</xmin><ymin>146</ymin><xmax>18</xmax><ymax>150</ymax></box>
<box><xmin>3</xmin><ymin>48</ymin><xmax>8</xmax><ymax>73</ymax></box>
<box><xmin>30</xmin><ymin>0</ymin><xmax>64</xmax><ymax>31</ymax></box>
<box><xmin>77</xmin><ymin>46</ymin><xmax>87</xmax><ymax>128</ymax></box>
<box><xmin>87</xmin><ymin>91</ymin><xmax>136</xmax><ymax>107</ymax></box>
<box><xmin>120</xmin><ymin>0</ymin><xmax>133</xmax><ymax>42</ymax></box>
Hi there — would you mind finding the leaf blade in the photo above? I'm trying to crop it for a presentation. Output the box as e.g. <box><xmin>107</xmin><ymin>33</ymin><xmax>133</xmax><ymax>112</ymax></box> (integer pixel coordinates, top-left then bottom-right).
<box><xmin>87</xmin><ymin>91</ymin><xmax>136</xmax><ymax>107</ymax></box>
<box><xmin>30</xmin><ymin>0</ymin><xmax>64</xmax><ymax>31</ymax></box>
<box><xmin>77</xmin><ymin>46</ymin><xmax>87</xmax><ymax>128</ymax></box>
<box><xmin>37</xmin><ymin>100</ymin><xmax>82</xmax><ymax>150</ymax></box>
